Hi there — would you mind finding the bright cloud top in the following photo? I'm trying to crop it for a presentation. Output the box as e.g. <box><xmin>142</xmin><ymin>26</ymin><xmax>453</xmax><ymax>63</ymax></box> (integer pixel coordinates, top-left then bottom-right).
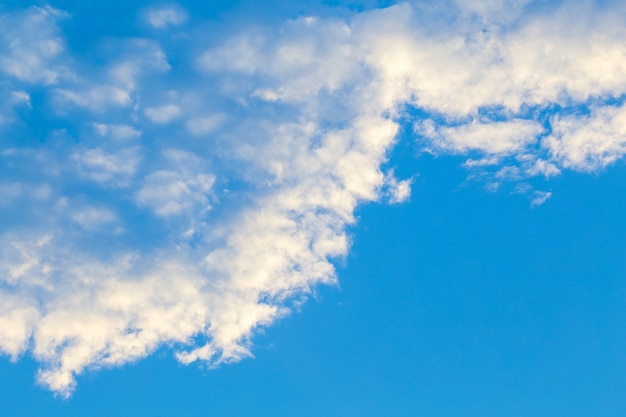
<box><xmin>1</xmin><ymin>0</ymin><xmax>626</xmax><ymax>397</ymax></box>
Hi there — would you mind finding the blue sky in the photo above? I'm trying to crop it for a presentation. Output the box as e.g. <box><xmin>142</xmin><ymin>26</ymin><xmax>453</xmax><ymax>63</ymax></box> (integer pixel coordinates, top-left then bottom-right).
<box><xmin>2</xmin><ymin>0</ymin><xmax>626</xmax><ymax>415</ymax></box>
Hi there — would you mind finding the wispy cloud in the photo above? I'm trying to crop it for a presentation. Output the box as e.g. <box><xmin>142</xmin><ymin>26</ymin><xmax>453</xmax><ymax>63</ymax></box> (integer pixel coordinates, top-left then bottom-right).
<box><xmin>530</xmin><ymin>190</ymin><xmax>552</xmax><ymax>207</ymax></box>
<box><xmin>144</xmin><ymin>4</ymin><xmax>188</xmax><ymax>30</ymax></box>
<box><xmin>144</xmin><ymin>104</ymin><xmax>181</xmax><ymax>124</ymax></box>
<box><xmin>0</xmin><ymin>6</ymin><xmax>69</xmax><ymax>84</ymax></box>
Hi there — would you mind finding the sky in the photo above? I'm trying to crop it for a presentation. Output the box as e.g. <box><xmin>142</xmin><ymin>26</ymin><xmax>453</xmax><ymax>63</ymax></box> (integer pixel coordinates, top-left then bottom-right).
<box><xmin>2</xmin><ymin>0</ymin><xmax>626</xmax><ymax>415</ymax></box>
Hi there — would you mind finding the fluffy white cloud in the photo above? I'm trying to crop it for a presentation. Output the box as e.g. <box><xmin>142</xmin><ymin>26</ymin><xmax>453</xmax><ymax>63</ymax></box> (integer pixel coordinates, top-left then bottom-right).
<box><xmin>545</xmin><ymin>104</ymin><xmax>626</xmax><ymax>171</ymax></box>
<box><xmin>384</xmin><ymin>174</ymin><xmax>413</xmax><ymax>204</ymax></box>
<box><xmin>359</xmin><ymin>1</ymin><xmax>626</xmax><ymax>116</ymax></box>
<box><xmin>2</xmin><ymin>0</ymin><xmax>626</xmax><ymax>397</ymax></box>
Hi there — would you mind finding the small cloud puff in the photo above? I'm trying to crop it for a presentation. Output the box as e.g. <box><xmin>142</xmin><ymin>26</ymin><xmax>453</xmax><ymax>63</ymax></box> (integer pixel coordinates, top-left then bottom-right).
<box><xmin>144</xmin><ymin>5</ymin><xmax>188</xmax><ymax>29</ymax></box>
<box><xmin>93</xmin><ymin>123</ymin><xmax>141</xmax><ymax>140</ymax></box>
<box><xmin>530</xmin><ymin>191</ymin><xmax>552</xmax><ymax>207</ymax></box>
<box><xmin>383</xmin><ymin>172</ymin><xmax>413</xmax><ymax>204</ymax></box>
<box><xmin>11</xmin><ymin>91</ymin><xmax>31</xmax><ymax>108</ymax></box>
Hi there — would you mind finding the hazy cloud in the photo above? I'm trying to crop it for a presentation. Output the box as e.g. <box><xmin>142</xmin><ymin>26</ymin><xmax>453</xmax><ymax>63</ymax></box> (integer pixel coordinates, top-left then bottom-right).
<box><xmin>144</xmin><ymin>5</ymin><xmax>188</xmax><ymax>29</ymax></box>
<box><xmin>0</xmin><ymin>6</ymin><xmax>69</xmax><ymax>84</ymax></box>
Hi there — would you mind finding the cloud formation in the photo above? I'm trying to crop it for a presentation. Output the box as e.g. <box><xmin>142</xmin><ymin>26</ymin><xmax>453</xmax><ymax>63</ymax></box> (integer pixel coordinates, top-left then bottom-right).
<box><xmin>144</xmin><ymin>4</ymin><xmax>188</xmax><ymax>29</ymax></box>
<box><xmin>1</xmin><ymin>0</ymin><xmax>626</xmax><ymax>396</ymax></box>
<box><xmin>0</xmin><ymin>6</ymin><xmax>68</xmax><ymax>84</ymax></box>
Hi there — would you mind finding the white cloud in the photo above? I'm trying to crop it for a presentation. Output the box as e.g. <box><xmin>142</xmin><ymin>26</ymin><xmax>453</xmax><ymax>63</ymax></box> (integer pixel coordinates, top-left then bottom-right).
<box><xmin>53</xmin><ymin>39</ymin><xmax>169</xmax><ymax>113</ymax></box>
<box><xmin>197</xmin><ymin>16</ymin><xmax>358</xmax><ymax>101</ymax></box>
<box><xmin>530</xmin><ymin>190</ymin><xmax>552</xmax><ymax>207</ymax></box>
<box><xmin>357</xmin><ymin>2</ymin><xmax>626</xmax><ymax>116</ymax></box>
<box><xmin>108</xmin><ymin>39</ymin><xmax>170</xmax><ymax>91</ymax></box>
<box><xmin>11</xmin><ymin>91</ymin><xmax>31</xmax><ymax>108</ymax></box>
<box><xmin>417</xmin><ymin>118</ymin><xmax>544</xmax><ymax>155</ymax></box>
<box><xmin>71</xmin><ymin>147</ymin><xmax>141</xmax><ymax>186</ymax></box>
<box><xmin>0</xmin><ymin>6</ymin><xmax>69</xmax><ymax>84</ymax></box>
<box><xmin>0</xmin><ymin>294</ymin><xmax>40</xmax><ymax>360</ymax></box>
<box><xmin>145</xmin><ymin>5</ymin><xmax>188</xmax><ymax>29</ymax></box>
<box><xmin>144</xmin><ymin>105</ymin><xmax>181</xmax><ymax>124</ymax></box>
<box><xmin>3</xmin><ymin>0</ymin><xmax>626</xmax><ymax>397</ymax></box>
<box><xmin>52</xmin><ymin>198</ymin><xmax>118</xmax><ymax>232</ymax></box>
<box><xmin>544</xmin><ymin>104</ymin><xmax>626</xmax><ymax>171</ymax></box>
<box><xmin>55</xmin><ymin>86</ymin><xmax>133</xmax><ymax>112</ymax></box>
<box><xmin>93</xmin><ymin>123</ymin><xmax>141</xmax><ymax>140</ymax></box>
<box><xmin>136</xmin><ymin>170</ymin><xmax>213</xmax><ymax>216</ymax></box>
<box><xmin>384</xmin><ymin>175</ymin><xmax>413</xmax><ymax>204</ymax></box>
<box><xmin>70</xmin><ymin>206</ymin><xmax>117</xmax><ymax>230</ymax></box>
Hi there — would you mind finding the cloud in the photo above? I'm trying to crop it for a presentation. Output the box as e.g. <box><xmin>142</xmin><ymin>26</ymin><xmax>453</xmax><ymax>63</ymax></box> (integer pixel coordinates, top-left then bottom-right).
<box><xmin>144</xmin><ymin>5</ymin><xmax>188</xmax><ymax>29</ymax></box>
<box><xmin>2</xmin><ymin>0</ymin><xmax>626</xmax><ymax>397</ymax></box>
<box><xmin>53</xmin><ymin>39</ymin><xmax>169</xmax><ymax>113</ymax></box>
<box><xmin>93</xmin><ymin>123</ymin><xmax>141</xmax><ymax>141</ymax></box>
<box><xmin>144</xmin><ymin>105</ymin><xmax>181</xmax><ymax>124</ymax></box>
<box><xmin>0</xmin><ymin>89</ymin><xmax>32</xmax><ymax>126</ymax></box>
<box><xmin>135</xmin><ymin>150</ymin><xmax>215</xmax><ymax>217</ymax></box>
<box><xmin>71</xmin><ymin>147</ymin><xmax>142</xmax><ymax>186</ymax></box>
<box><xmin>545</xmin><ymin>104</ymin><xmax>626</xmax><ymax>171</ymax></box>
<box><xmin>186</xmin><ymin>114</ymin><xmax>226</xmax><ymax>136</ymax></box>
<box><xmin>530</xmin><ymin>190</ymin><xmax>552</xmax><ymax>207</ymax></box>
<box><xmin>360</xmin><ymin>1</ymin><xmax>626</xmax><ymax>116</ymax></box>
<box><xmin>417</xmin><ymin>118</ymin><xmax>543</xmax><ymax>155</ymax></box>
<box><xmin>54</xmin><ymin>86</ymin><xmax>133</xmax><ymax>111</ymax></box>
<box><xmin>11</xmin><ymin>91</ymin><xmax>31</xmax><ymax>108</ymax></box>
<box><xmin>51</xmin><ymin>197</ymin><xmax>119</xmax><ymax>232</ymax></box>
<box><xmin>0</xmin><ymin>6</ymin><xmax>69</xmax><ymax>84</ymax></box>
<box><xmin>384</xmin><ymin>174</ymin><xmax>413</xmax><ymax>204</ymax></box>
<box><xmin>108</xmin><ymin>39</ymin><xmax>170</xmax><ymax>91</ymax></box>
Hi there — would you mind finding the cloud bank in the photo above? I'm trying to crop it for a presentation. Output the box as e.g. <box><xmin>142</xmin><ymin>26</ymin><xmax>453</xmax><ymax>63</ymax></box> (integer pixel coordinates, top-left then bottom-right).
<box><xmin>1</xmin><ymin>0</ymin><xmax>626</xmax><ymax>396</ymax></box>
